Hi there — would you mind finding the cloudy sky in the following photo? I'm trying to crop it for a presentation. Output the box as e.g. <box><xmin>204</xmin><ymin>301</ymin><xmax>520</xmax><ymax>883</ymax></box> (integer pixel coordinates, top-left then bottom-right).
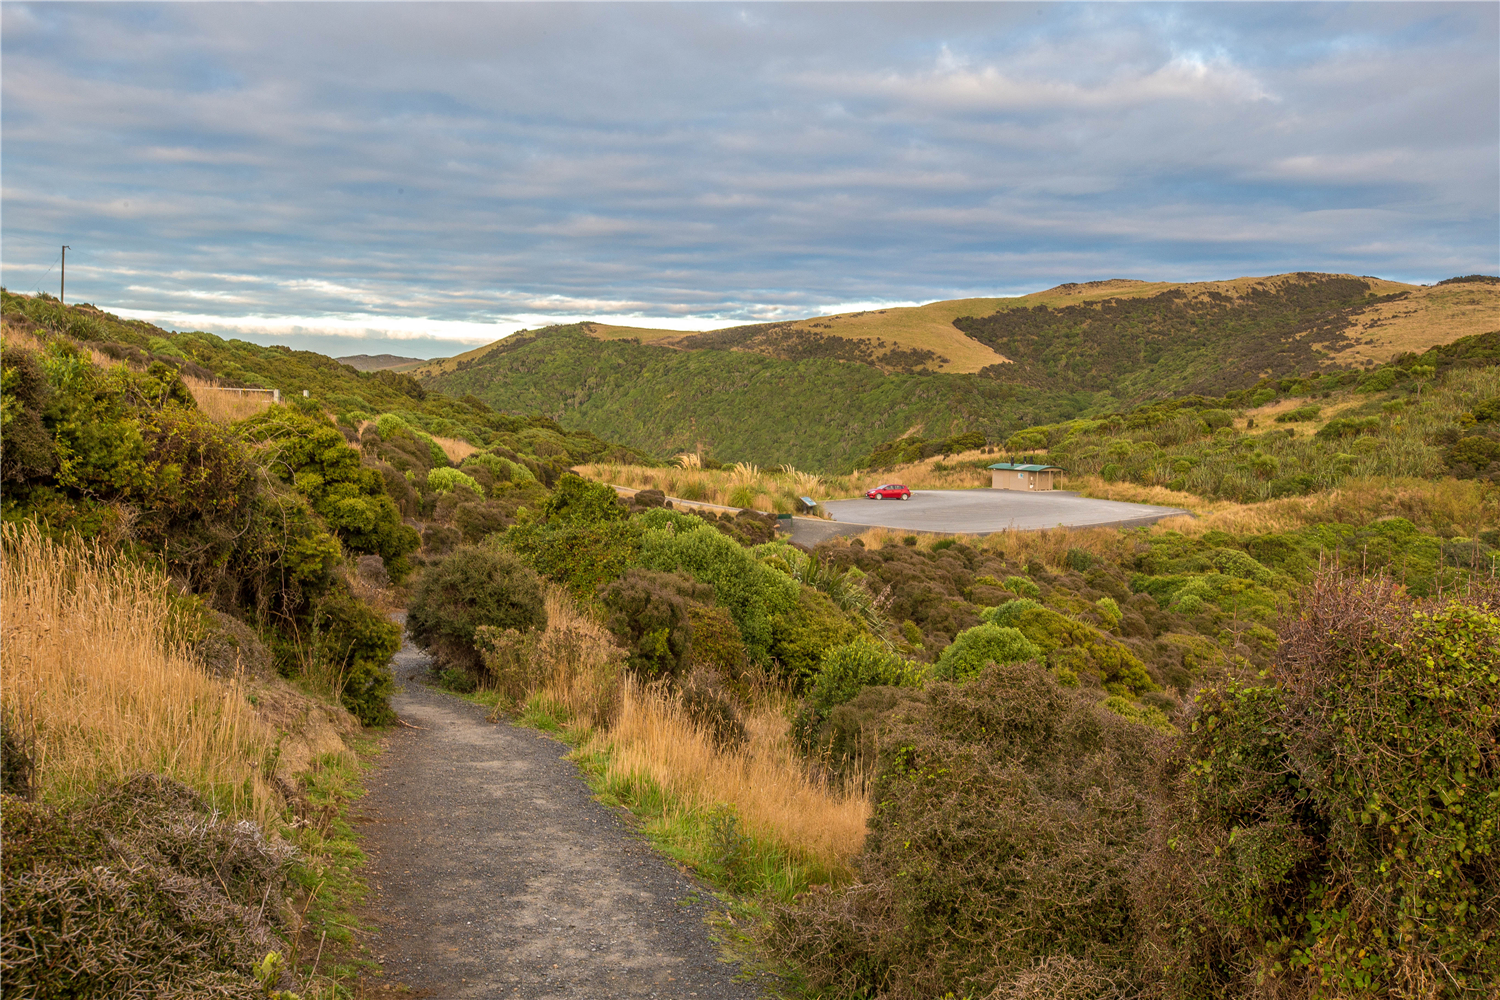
<box><xmin>3</xmin><ymin>2</ymin><xmax>1496</xmax><ymax>358</ymax></box>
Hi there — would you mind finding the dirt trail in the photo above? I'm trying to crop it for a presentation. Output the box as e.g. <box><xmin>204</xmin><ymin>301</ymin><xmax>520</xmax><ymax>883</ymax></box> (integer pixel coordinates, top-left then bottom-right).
<box><xmin>356</xmin><ymin>627</ymin><xmax>773</xmax><ymax>998</ymax></box>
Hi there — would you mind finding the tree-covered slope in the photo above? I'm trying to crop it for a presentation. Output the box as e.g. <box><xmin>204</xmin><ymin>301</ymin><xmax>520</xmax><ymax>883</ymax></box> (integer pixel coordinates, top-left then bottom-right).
<box><xmin>421</xmin><ymin>325</ymin><xmax>1097</xmax><ymax>471</ymax></box>
<box><xmin>422</xmin><ymin>274</ymin><xmax>1497</xmax><ymax>472</ymax></box>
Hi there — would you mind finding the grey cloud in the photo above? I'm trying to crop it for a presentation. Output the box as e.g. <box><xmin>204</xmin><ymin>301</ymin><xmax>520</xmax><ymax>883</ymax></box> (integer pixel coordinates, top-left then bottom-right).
<box><xmin>2</xmin><ymin>3</ymin><xmax>1495</xmax><ymax>354</ymax></box>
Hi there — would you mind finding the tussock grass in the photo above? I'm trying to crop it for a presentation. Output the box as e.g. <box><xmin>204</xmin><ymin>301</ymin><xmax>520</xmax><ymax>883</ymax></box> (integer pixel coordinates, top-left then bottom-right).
<box><xmin>590</xmin><ymin>678</ymin><xmax>869</xmax><ymax>887</ymax></box>
<box><xmin>182</xmin><ymin>375</ymin><xmax>277</xmax><ymax>423</ymax></box>
<box><xmin>0</xmin><ymin>522</ymin><xmax>279</xmax><ymax>826</ymax></box>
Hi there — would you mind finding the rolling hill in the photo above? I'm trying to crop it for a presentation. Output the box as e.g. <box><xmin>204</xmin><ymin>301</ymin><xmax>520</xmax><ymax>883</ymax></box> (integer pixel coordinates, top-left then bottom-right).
<box><xmin>418</xmin><ymin>273</ymin><xmax>1499</xmax><ymax>470</ymax></box>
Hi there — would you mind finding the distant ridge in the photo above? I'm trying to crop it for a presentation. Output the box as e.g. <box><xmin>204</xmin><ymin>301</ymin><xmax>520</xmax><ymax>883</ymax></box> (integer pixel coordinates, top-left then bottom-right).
<box><xmin>336</xmin><ymin>353</ymin><xmax>424</xmax><ymax>371</ymax></box>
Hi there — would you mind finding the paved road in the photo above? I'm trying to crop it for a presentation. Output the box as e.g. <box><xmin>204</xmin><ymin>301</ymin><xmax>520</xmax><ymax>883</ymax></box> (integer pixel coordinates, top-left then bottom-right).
<box><xmin>356</xmin><ymin>628</ymin><xmax>772</xmax><ymax>999</ymax></box>
<box><xmin>816</xmin><ymin>489</ymin><xmax>1189</xmax><ymax>536</ymax></box>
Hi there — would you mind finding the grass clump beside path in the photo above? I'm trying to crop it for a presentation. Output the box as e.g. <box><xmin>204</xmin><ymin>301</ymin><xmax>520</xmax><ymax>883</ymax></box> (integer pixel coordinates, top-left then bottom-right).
<box><xmin>1</xmin><ymin>523</ymin><xmax>382</xmax><ymax>1000</ymax></box>
<box><xmin>450</xmin><ymin>582</ymin><xmax>870</xmax><ymax>911</ymax></box>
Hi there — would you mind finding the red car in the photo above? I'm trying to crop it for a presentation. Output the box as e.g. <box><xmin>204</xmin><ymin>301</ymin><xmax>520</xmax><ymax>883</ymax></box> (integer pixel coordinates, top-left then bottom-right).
<box><xmin>866</xmin><ymin>484</ymin><xmax>912</xmax><ymax>500</ymax></box>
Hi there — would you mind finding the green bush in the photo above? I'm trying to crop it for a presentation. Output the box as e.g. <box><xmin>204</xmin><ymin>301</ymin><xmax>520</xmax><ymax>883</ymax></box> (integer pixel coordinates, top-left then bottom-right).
<box><xmin>639</xmin><ymin>522</ymin><xmax>797</xmax><ymax>665</ymax></box>
<box><xmin>537</xmin><ymin>473</ymin><xmax>625</xmax><ymax>526</ymax></box>
<box><xmin>981</xmin><ymin>598</ymin><xmax>1042</xmax><ymax>627</ymax></box>
<box><xmin>931</xmin><ymin>623</ymin><xmax>1041</xmax><ymax>681</ymax></box>
<box><xmin>1095</xmin><ymin>596</ymin><xmax>1122</xmax><ymax>627</ymax></box>
<box><xmin>239</xmin><ymin>408</ymin><xmax>420</xmax><ymax>579</ymax></box>
<box><xmin>805</xmin><ymin>636</ymin><xmax>923</xmax><ymax>719</ymax></box>
<box><xmin>307</xmin><ymin>588</ymin><xmax>401</xmax><ymax>725</ymax></box>
<box><xmin>1137</xmin><ymin>577</ymin><xmax>1500</xmax><ymax>997</ymax></box>
<box><xmin>769</xmin><ymin>586</ymin><xmax>862</xmax><ymax>688</ymax></box>
<box><xmin>407</xmin><ymin>545</ymin><xmax>547</xmax><ymax>676</ymax></box>
<box><xmin>598</xmin><ymin>569</ymin><xmax>713</xmax><ymax>679</ymax></box>
<box><xmin>500</xmin><ymin>519</ymin><xmax>644</xmax><ymax>599</ymax></box>
<box><xmin>426</xmin><ymin>466</ymin><xmax>482</xmax><ymax>495</ymax></box>
<box><xmin>1003</xmin><ymin>575</ymin><xmax>1041</xmax><ymax>597</ymax></box>
<box><xmin>1273</xmin><ymin>405</ymin><xmax>1321</xmax><ymax>423</ymax></box>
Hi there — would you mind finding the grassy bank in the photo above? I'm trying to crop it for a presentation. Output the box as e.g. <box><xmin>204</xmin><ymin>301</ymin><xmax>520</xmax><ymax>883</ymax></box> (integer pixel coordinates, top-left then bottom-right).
<box><xmin>460</xmin><ymin>584</ymin><xmax>869</xmax><ymax>904</ymax></box>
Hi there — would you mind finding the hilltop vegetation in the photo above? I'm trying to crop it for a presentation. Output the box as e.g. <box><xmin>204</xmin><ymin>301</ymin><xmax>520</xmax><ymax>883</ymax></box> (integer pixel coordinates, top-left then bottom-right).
<box><xmin>420</xmin><ymin>273</ymin><xmax>1498</xmax><ymax>472</ymax></box>
<box><xmin>422</xmin><ymin>323</ymin><xmax>1086</xmax><ymax>471</ymax></box>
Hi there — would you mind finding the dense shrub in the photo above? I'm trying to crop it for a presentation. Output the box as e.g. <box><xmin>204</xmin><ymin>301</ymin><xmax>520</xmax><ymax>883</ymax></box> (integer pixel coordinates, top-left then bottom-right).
<box><xmin>500</xmin><ymin>519</ymin><xmax>644</xmax><ymax>598</ymax></box>
<box><xmin>1136</xmin><ymin>575</ymin><xmax>1500</xmax><ymax>997</ymax></box>
<box><xmin>773</xmin><ymin>662</ymin><xmax>1156</xmax><ymax>999</ymax></box>
<box><xmin>407</xmin><ymin>545</ymin><xmax>547</xmax><ymax>676</ymax></box>
<box><xmin>240</xmin><ymin>409</ymin><xmax>420</xmax><ymax>579</ymax></box>
<box><xmin>1</xmin><ymin>775</ymin><xmax>293</xmax><ymax>999</ymax></box>
<box><xmin>769</xmin><ymin>586</ymin><xmax>863</xmax><ymax>688</ymax></box>
<box><xmin>537</xmin><ymin>472</ymin><xmax>625</xmax><ymax>526</ymax></box>
<box><xmin>805</xmin><ymin>636</ymin><xmax>924</xmax><ymax>720</ymax></box>
<box><xmin>307</xmin><ymin>588</ymin><xmax>402</xmax><ymax>725</ymax></box>
<box><xmin>931</xmin><ymin>623</ymin><xmax>1042</xmax><ymax>682</ymax></box>
<box><xmin>639</xmin><ymin>522</ymin><xmax>798</xmax><ymax>665</ymax></box>
<box><xmin>426</xmin><ymin>466</ymin><xmax>482</xmax><ymax>495</ymax></box>
<box><xmin>598</xmin><ymin>569</ymin><xmax>714</xmax><ymax>679</ymax></box>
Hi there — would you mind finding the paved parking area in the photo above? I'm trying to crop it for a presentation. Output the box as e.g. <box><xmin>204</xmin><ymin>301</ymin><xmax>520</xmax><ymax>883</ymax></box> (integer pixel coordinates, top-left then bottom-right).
<box><xmin>815</xmin><ymin>489</ymin><xmax>1190</xmax><ymax>537</ymax></box>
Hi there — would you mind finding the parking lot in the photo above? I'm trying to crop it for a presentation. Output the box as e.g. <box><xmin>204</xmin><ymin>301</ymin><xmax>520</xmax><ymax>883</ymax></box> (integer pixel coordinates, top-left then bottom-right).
<box><xmin>793</xmin><ymin>489</ymin><xmax>1189</xmax><ymax>543</ymax></box>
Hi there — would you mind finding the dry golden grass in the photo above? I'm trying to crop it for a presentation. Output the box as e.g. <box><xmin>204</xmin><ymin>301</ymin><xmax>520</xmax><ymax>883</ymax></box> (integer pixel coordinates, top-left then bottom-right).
<box><xmin>431</xmin><ymin>434</ymin><xmax>479</xmax><ymax>464</ymax></box>
<box><xmin>1330</xmin><ymin>283</ymin><xmax>1500</xmax><ymax>367</ymax></box>
<box><xmin>490</xmin><ymin>586</ymin><xmax>870</xmax><ymax>878</ymax></box>
<box><xmin>591</xmin><ymin>678</ymin><xmax>870</xmax><ymax>876</ymax></box>
<box><xmin>1</xmin><ymin>522</ymin><xmax>279</xmax><ymax>825</ymax></box>
<box><xmin>182</xmin><ymin>375</ymin><xmax>276</xmax><ymax>423</ymax></box>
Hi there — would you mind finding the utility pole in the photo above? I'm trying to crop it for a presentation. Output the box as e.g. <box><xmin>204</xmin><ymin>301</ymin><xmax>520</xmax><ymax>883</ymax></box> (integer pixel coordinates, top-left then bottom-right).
<box><xmin>61</xmin><ymin>246</ymin><xmax>69</xmax><ymax>304</ymax></box>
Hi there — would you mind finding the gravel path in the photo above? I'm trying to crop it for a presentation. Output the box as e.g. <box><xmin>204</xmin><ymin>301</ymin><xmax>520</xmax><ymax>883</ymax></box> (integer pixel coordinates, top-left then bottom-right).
<box><xmin>356</xmin><ymin>627</ymin><xmax>773</xmax><ymax>999</ymax></box>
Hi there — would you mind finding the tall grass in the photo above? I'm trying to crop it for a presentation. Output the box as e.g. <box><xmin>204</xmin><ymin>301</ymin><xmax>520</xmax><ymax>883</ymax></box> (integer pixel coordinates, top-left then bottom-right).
<box><xmin>0</xmin><ymin>522</ymin><xmax>279</xmax><ymax>826</ymax></box>
<box><xmin>182</xmin><ymin>375</ymin><xmax>276</xmax><ymax>422</ymax></box>
<box><xmin>481</xmin><ymin>585</ymin><xmax>869</xmax><ymax>887</ymax></box>
<box><xmin>431</xmin><ymin>434</ymin><xmax>479</xmax><ymax>464</ymax></box>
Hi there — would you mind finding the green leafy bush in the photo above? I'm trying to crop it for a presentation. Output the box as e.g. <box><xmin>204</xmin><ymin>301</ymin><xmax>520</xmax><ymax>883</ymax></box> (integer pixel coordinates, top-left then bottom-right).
<box><xmin>537</xmin><ymin>473</ymin><xmax>625</xmax><ymax>526</ymax></box>
<box><xmin>598</xmin><ymin>569</ymin><xmax>714</xmax><ymax>679</ymax></box>
<box><xmin>306</xmin><ymin>588</ymin><xmax>401</xmax><ymax>725</ymax></box>
<box><xmin>407</xmin><ymin>545</ymin><xmax>547</xmax><ymax>676</ymax></box>
<box><xmin>500</xmin><ymin>520</ymin><xmax>643</xmax><ymax>598</ymax></box>
<box><xmin>239</xmin><ymin>408</ymin><xmax>420</xmax><ymax>579</ymax></box>
<box><xmin>805</xmin><ymin>636</ymin><xmax>923</xmax><ymax>719</ymax></box>
<box><xmin>1003</xmin><ymin>575</ymin><xmax>1041</xmax><ymax>597</ymax></box>
<box><xmin>426</xmin><ymin>466</ymin><xmax>482</xmax><ymax>495</ymax></box>
<box><xmin>931</xmin><ymin>623</ymin><xmax>1041</xmax><ymax>681</ymax></box>
<box><xmin>1274</xmin><ymin>405</ymin><xmax>1321</xmax><ymax>423</ymax></box>
<box><xmin>639</xmin><ymin>522</ymin><xmax>797</xmax><ymax>665</ymax></box>
<box><xmin>769</xmin><ymin>586</ymin><xmax>863</xmax><ymax>688</ymax></box>
<box><xmin>1137</xmin><ymin>575</ymin><xmax>1500</xmax><ymax>997</ymax></box>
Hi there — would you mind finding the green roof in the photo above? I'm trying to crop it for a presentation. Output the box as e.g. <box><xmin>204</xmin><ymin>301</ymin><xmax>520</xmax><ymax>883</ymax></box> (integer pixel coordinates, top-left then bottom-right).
<box><xmin>988</xmin><ymin>463</ymin><xmax>1063</xmax><ymax>472</ymax></box>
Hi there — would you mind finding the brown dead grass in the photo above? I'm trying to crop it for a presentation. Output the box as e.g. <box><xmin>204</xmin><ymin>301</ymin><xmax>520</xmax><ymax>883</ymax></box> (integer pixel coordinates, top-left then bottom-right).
<box><xmin>182</xmin><ymin>375</ymin><xmax>276</xmax><ymax>423</ymax></box>
<box><xmin>1329</xmin><ymin>283</ymin><xmax>1500</xmax><ymax>367</ymax></box>
<box><xmin>0</xmin><ymin>522</ymin><xmax>279</xmax><ymax>826</ymax></box>
<box><xmin>593</xmin><ymin>678</ymin><xmax>870</xmax><ymax>876</ymax></box>
<box><xmin>431</xmin><ymin>435</ymin><xmax>479</xmax><ymax>464</ymax></box>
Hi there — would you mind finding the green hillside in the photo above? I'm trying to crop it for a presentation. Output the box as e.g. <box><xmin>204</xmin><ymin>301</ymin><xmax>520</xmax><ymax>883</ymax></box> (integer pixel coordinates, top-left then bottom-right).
<box><xmin>421</xmin><ymin>274</ymin><xmax>1499</xmax><ymax>472</ymax></box>
<box><xmin>420</xmin><ymin>324</ymin><xmax>1095</xmax><ymax>471</ymax></box>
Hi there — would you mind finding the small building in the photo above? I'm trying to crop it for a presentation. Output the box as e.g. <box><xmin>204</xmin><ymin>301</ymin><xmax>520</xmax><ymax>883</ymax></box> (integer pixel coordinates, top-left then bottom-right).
<box><xmin>988</xmin><ymin>462</ymin><xmax>1064</xmax><ymax>491</ymax></box>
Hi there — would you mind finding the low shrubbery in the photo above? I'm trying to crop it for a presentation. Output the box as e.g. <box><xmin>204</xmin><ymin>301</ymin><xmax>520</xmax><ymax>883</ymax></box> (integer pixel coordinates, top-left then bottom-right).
<box><xmin>407</xmin><ymin>545</ymin><xmax>547</xmax><ymax>677</ymax></box>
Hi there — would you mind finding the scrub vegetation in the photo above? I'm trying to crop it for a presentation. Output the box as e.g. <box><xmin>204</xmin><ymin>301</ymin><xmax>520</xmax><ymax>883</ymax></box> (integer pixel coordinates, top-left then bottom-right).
<box><xmin>4</xmin><ymin>283</ymin><xmax>1498</xmax><ymax>999</ymax></box>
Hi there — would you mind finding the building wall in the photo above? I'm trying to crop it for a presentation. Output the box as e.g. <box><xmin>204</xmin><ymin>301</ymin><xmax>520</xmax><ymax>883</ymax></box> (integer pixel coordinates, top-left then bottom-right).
<box><xmin>991</xmin><ymin>470</ymin><xmax>1060</xmax><ymax>491</ymax></box>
